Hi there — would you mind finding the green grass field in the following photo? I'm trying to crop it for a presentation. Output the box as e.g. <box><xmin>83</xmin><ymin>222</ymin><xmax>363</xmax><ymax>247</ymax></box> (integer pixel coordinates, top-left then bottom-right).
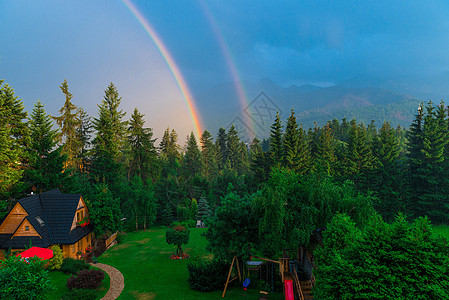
<box><xmin>432</xmin><ymin>225</ymin><xmax>449</xmax><ymax>240</ymax></box>
<box><xmin>46</xmin><ymin>267</ymin><xmax>110</xmax><ymax>299</ymax></box>
<box><xmin>98</xmin><ymin>227</ymin><xmax>283</xmax><ymax>299</ymax></box>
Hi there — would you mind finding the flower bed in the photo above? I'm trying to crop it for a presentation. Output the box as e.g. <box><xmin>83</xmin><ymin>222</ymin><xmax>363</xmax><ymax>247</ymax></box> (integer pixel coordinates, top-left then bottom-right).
<box><xmin>169</xmin><ymin>254</ymin><xmax>190</xmax><ymax>260</ymax></box>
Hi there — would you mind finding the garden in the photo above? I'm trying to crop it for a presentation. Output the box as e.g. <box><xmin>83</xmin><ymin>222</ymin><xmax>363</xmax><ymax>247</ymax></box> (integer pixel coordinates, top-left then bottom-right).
<box><xmin>97</xmin><ymin>227</ymin><xmax>284</xmax><ymax>299</ymax></box>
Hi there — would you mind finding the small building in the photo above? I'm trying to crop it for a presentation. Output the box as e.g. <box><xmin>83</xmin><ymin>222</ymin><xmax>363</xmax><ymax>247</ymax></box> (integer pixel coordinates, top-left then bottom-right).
<box><xmin>0</xmin><ymin>189</ymin><xmax>93</xmax><ymax>260</ymax></box>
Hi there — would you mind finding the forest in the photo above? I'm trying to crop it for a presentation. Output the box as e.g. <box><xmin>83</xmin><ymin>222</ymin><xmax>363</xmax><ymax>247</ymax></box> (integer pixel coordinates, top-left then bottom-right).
<box><xmin>3</xmin><ymin>78</ymin><xmax>449</xmax><ymax>297</ymax></box>
<box><xmin>2</xmin><ymin>78</ymin><xmax>447</xmax><ymax>227</ymax></box>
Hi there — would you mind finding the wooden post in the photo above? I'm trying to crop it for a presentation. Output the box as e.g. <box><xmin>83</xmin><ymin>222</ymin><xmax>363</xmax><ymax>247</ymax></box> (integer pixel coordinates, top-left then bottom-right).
<box><xmin>222</xmin><ymin>256</ymin><xmax>239</xmax><ymax>298</ymax></box>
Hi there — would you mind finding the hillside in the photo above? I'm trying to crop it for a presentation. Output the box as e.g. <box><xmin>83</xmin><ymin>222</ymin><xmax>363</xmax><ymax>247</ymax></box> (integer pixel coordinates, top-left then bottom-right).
<box><xmin>196</xmin><ymin>77</ymin><xmax>420</xmax><ymax>140</ymax></box>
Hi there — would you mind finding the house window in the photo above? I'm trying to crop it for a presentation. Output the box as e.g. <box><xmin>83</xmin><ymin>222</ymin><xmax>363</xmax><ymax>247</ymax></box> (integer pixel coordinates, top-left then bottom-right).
<box><xmin>25</xmin><ymin>226</ymin><xmax>29</xmax><ymax>231</ymax></box>
<box><xmin>72</xmin><ymin>244</ymin><xmax>75</xmax><ymax>253</ymax></box>
<box><xmin>77</xmin><ymin>211</ymin><xmax>80</xmax><ymax>221</ymax></box>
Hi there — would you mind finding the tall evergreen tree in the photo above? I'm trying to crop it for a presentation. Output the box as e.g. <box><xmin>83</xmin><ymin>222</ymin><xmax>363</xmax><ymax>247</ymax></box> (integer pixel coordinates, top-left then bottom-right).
<box><xmin>52</xmin><ymin>80</ymin><xmax>80</xmax><ymax>172</ymax></box>
<box><xmin>226</xmin><ymin>125</ymin><xmax>241</xmax><ymax>170</ymax></box>
<box><xmin>75</xmin><ymin>107</ymin><xmax>92</xmax><ymax>173</ymax></box>
<box><xmin>317</xmin><ymin>123</ymin><xmax>337</xmax><ymax>176</ymax></box>
<box><xmin>407</xmin><ymin>103</ymin><xmax>426</xmax><ymax>217</ymax></box>
<box><xmin>26</xmin><ymin>100</ymin><xmax>66</xmax><ymax>193</ymax></box>
<box><xmin>283</xmin><ymin>109</ymin><xmax>299</xmax><ymax>169</ymax></box>
<box><xmin>91</xmin><ymin>83</ymin><xmax>127</xmax><ymax>185</ymax></box>
<box><xmin>216</xmin><ymin>127</ymin><xmax>228</xmax><ymax>170</ymax></box>
<box><xmin>200</xmin><ymin>130</ymin><xmax>218</xmax><ymax>180</ymax></box>
<box><xmin>268</xmin><ymin>111</ymin><xmax>283</xmax><ymax>166</ymax></box>
<box><xmin>126</xmin><ymin>108</ymin><xmax>158</xmax><ymax>182</ymax></box>
<box><xmin>183</xmin><ymin>132</ymin><xmax>202</xmax><ymax>178</ymax></box>
<box><xmin>250</xmin><ymin>138</ymin><xmax>269</xmax><ymax>184</ymax></box>
<box><xmin>0</xmin><ymin>81</ymin><xmax>28</xmax><ymax>202</ymax></box>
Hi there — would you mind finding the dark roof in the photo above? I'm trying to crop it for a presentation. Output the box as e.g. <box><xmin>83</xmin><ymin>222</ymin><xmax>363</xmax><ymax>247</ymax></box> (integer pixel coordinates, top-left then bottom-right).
<box><xmin>0</xmin><ymin>189</ymin><xmax>93</xmax><ymax>250</ymax></box>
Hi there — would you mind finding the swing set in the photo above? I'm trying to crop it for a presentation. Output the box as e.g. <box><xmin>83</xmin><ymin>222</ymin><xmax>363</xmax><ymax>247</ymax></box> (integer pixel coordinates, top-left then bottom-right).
<box><xmin>222</xmin><ymin>254</ymin><xmax>310</xmax><ymax>300</ymax></box>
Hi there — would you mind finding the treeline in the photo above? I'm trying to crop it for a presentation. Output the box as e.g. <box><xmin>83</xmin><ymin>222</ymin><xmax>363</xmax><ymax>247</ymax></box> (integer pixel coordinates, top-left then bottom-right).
<box><xmin>1</xmin><ymin>78</ymin><xmax>449</xmax><ymax>233</ymax></box>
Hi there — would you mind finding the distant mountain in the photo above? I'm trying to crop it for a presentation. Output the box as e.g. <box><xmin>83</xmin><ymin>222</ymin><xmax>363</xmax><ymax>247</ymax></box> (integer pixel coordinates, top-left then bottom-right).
<box><xmin>195</xmin><ymin>76</ymin><xmax>421</xmax><ymax>141</ymax></box>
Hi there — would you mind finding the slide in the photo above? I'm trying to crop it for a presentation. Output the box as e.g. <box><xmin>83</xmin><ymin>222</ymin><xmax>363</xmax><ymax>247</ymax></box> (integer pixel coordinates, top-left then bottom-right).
<box><xmin>284</xmin><ymin>279</ymin><xmax>294</xmax><ymax>300</ymax></box>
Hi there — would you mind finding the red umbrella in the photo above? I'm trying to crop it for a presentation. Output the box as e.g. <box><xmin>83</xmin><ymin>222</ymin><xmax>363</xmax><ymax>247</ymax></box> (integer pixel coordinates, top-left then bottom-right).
<box><xmin>17</xmin><ymin>247</ymin><xmax>53</xmax><ymax>260</ymax></box>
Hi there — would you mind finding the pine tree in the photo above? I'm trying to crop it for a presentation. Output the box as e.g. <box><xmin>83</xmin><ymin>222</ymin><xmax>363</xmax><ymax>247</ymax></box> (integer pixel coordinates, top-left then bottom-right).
<box><xmin>200</xmin><ymin>130</ymin><xmax>218</xmax><ymax>180</ymax></box>
<box><xmin>372</xmin><ymin>122</ymin><xmax>405</xmax><ymax>221</ymax></box>
<box><xmin>75</xmin><ymin>108</ymin><xmax>92</xmax><ymax>173</ymax></box>
<box><xmin>183</xmin><ymin>132</ymin><xmax>202</xmax><ymax>178</ymax></box>
<box><xmin>407</xmin><ymin>103</ymin><xmax>426</xmax><ymax>217</ymax></box>
<box><xmin>196</xmin><ymin>196</ymin><xmax>211</xmax><ymax>222</ymax></box>
<box><xmin>126</xmin><ymin>108</ymin><xmax>158</xmax><ymax>182</ymax></box>
<box><xmin>296</xmin><ymin>125</ymin><xmax>312</xmax><ymax>175</ymax></box>
<box><xmin>283</xmin><ymin>109</ymin><xmax>299</xmax><ymax>169</ymax></box>
<box><xmin>419</xmin><ymin>102</ymin><xmax>448</xmax><ymax>222</ymax></box>
<box><xmin>52</xmin><ymin>80</ymin><xmax>80</xmax><ymax>172</ymax></box>
<box><xmin>91</xmin><ymin>83</ymin><xmax>127</xmax><ymax>185</ymax></box>
<box><xmin>226</xmin><ymin>125</ymin><xmax>241</xmax><ymax>170</ymax></box>
<box><xmin>0</xmin><ymin>81</ymin><xmax>28</xmax><ymax>201</ymax></box>
<box><xmin>216</xmin><ymin>127</ymin><xmax>227</xmax><ymax>170</ymax></box>
<box><xmin>250</xmin><ymin>138</ymin><xmax>269</xmax><ymax>183</ymax></box>
<box><xmin>344</xmin><ymin>120</ymin><xmax>377</xmax><ymax>188</ymax></box>
<box><xmin>268</xmin><ymin>111</ymin><xmax>283</xmax><ymax>166</ymax></box>
<box><xmin>317</xmin><ymin>123</ymin><xmax>337</xmax><ymax>176</ymax></box>
<box><xmin>26</xmin><ymin>100</ymin><xmax>66</xmax><ymax>193</ymax></box>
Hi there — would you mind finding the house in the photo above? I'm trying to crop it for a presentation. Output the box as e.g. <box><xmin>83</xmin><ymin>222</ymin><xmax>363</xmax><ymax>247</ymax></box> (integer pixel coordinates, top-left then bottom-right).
<box><xmin>0</xmin><ymin>189</ymin><xmax>93</xmax><ymax>260</ymax></box>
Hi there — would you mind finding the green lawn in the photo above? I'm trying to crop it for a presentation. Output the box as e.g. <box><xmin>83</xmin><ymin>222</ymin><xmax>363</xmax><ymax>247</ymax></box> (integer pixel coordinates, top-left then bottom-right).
<box><xmin>46</xmin><ymin>267</ymin><xmax>110</xmax><ymax>299</ymax></box>
<box><xmin>432</xmin><ymin>225</ymin><xmax>449</xmax><ymax>240</ymax></box>
<box><xmin>98</xmin><ymin>227</ymin><xmax>284</xmax><ymax>299</ymax></box>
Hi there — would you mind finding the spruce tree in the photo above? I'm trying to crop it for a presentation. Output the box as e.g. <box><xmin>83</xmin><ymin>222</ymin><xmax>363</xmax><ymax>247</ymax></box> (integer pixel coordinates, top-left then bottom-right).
<box><xmin>268</xmin><ymin>111</ymin><xmax>283</xmax><ymax>166</ymax></box>
<box><xmin>196</xmin><ymin>196</ymin><xmax>211</xmax><ymax>222</ymax></box>
<box><xmin>250</xmin><ymin>138</ymin><xmax>269</xmax><ymax>183</ymax></box>
<box><xmin>200</xmin><ymin>130</ymin><xmax>218</xmax><ymax>180</ymax></box>
<box><xmin>26</xmin><ymin>100</ymin><xmax>66</xmax><ymax>193</ymax></box>
<box><xmin>75</xmin><ymin>108</ymin><xmax>92</xmax><ymax>173</ymax></box>
<box><xmin>91</xmin><ymin>83</ymin><xmax>127</xmax><ymax>185</ymax></box>
<box><xmin>0</xmin><ymin>81</ymin><xmax>28</xmax><ymax>201</ymax></box>
<box><xmin>216</xmin><ymin>127</ymin><xmax>228</xmax><ymax>170</ymax></box>
<box><xmin>226</xmin><ymin>125</ymin><xmax>241</xmax><ymax>170</ymax></box>
<box><xmin>126</xmin><ymin>108</ymin><xmax>158</xmax><ymax>182</ymax></box>
<box><xmin>183</xmin><ymin>132</ymin><xmax>202</xmax><ymax>178</ymax></box>
<box><xmin>317</xmin><ymin>123</ymin><xmax>337</xmax><ymax>176</ymax></box>
<box><xmin>52</xmin><ymin>80</ymin><xmax>80</xmax><ymax>172</ymax></box>
<box><xmin>283</xmin><ymin>109</ymin><xmax>299</xmax><ymax>169</ymax></box>
<box><xmin>407</xmin><ymin>103</ymin><xmax>426</xmax><ymax>217</ymax></box>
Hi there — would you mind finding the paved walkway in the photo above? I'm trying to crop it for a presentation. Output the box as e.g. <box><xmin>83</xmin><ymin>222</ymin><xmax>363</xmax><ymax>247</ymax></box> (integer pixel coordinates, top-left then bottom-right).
<box><xmin>91</xmin><ymin>263</ymin><xmax>125</xmax><ymax>300</ymax></box>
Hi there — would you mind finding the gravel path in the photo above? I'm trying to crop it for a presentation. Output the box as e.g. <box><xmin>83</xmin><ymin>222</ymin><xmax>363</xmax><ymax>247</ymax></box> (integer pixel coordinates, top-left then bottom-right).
<box><xmin>91</xmin><ymin>263</ymin><xmax>125</xmax><ymax>300</ymax></box>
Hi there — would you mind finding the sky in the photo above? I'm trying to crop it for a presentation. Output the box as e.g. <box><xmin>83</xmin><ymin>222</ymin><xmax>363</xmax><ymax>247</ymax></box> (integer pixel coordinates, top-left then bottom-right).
<box><xmin>1</xmin><ymin>0</ymin><xmax>449</xmax><ymax>140</ymax></box>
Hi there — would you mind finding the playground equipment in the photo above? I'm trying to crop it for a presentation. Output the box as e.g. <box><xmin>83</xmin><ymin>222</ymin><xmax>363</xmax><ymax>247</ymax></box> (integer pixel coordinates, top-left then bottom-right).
<box><xmin>222</xmin><ymin>255</ymin><xmax>313</xmax><ymax>299</ymax></box>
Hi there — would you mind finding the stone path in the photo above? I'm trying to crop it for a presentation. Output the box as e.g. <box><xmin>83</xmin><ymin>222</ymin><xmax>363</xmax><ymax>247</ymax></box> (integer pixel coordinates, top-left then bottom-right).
<box><xmin>91</xmin><ymin>263</ymin><xmax>125</xmax><ymax>300</ymax></box>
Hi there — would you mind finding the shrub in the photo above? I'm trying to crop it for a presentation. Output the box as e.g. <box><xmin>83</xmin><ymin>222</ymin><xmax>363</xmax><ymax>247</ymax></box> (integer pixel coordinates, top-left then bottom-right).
<box><xmin>62</xmin><ymin>288</ymin><xmax>97</xmax><ymax>300</ymax></box>
<box><xmin>47</xmin><ymin>245</ymin><xmax>64</xmax><ymax>270</ymax></box>
<box><xmin>116</xmin><ymin>231</ymin><xmax>127</xmax><ymax>244</ymax></box>
<box><xmin>0</xmin><ymin>256</ymin><xmax>53</xmax><ymax>299</ymax></box>
<box><xmin>187</xmin><ymin>260</ymin><xmax>230</xmax><ymax>292</ymax></box>
<box><xmin>66</xmin><ymin>269</ymin><xmax>105</xmax><ymax>290</ymax></box>
<box><xmin>60</xmin><ymin>258</ymin><xmax>90</xmax><ymax>275</ymax></box>
<box><xmin>166</xmin><ymin>226</ymin><xmax>190</xmax><ymax>257</ymax></box>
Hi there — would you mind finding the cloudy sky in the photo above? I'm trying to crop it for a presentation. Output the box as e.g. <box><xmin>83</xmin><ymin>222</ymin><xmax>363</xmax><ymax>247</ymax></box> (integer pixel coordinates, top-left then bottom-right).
<box><xmin>1</xmin><ymin>0</ymin><xmax>449</xmax><ymax>139</ymax></box>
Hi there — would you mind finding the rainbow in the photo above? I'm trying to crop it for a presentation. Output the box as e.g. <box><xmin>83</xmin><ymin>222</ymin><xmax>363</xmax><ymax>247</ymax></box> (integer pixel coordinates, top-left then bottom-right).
<box><xmin>121</xmin><ymin>0</ymin><xmax>203</xmax><ymax>138</ymax></box>
<box><xmin>197</xmin><ymin>1</ymin><xmax>256</xmax><ymax>138</ymax></box>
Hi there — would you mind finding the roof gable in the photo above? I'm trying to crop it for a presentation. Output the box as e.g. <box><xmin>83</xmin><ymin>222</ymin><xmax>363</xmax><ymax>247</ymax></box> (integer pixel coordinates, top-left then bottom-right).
<box><xmin>0</xmin><ymin>202</ymin><xmax>28</xmax><ymax>234</ymax></box>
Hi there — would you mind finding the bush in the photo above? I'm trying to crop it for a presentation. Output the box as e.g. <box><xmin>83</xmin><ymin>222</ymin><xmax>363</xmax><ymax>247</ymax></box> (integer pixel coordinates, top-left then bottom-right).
<box><xmin>60</xmin><ymin>258</ymin><xmax>90</xmax><ymax>275</ymax></box>
<box><xmin>166</xmin><ymin>226</ymin><xmax>190</xmax><ymax>257</ymax></box>
<box><xmin>62</xmin><ymin>288</ymin><xmax>97</xmax><ymax>300</ymax></box>
<box><xmin>47</xmin><ymin>245</ymin><xmax>64</xmax><ymax>270</ymax></box>
<box><xmin>116</xmin><ymin>231</ymin><xmax>127</xmax><ymax>244</ymax></box>
<box><xmin>66</xmin><ymin>269</ymin><xmax>105</xmax><ymax>290</ymax></box>
<box><xmin>187</xmin><ymin>260</ymin><xmax>230</xmax><ymax>292</ymax></box>
<box><xmin>0</xmin><ymin>256</ymin><xmax>53</xmax><ymax>299</ymax></box>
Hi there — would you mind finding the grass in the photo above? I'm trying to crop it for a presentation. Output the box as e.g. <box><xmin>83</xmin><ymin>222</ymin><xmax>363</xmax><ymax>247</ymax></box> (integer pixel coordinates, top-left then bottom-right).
<box><xmin>98</xmin><ymin>227</ymin><xmax>284</xmax><ymax>299</ymax></box>
<box><xmin>432</xmin><ymin>225</ymin><xmax>449</xmax><ymax>240</ymax></box>
<box><xmin>46</xmin><ymin>267</ymin><xmax>110</xmax><ymax>299</ymax></box>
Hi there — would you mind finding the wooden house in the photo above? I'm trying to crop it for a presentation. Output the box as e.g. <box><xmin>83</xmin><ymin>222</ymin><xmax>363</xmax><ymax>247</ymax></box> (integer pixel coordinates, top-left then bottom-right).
<box><xmin>0</xmin><ymin>189</ymin><xmax>93</xmax><ymax>260</ymax></box>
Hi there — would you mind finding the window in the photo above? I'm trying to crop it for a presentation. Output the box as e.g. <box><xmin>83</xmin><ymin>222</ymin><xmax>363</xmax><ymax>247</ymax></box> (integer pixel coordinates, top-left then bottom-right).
<box><xmin>35</xmin><ymin>216</ymin><xmax>45</xmax><ymax>226</ymax></box>
<box><xmin>25</xmin><ymin>226</ymin><xmax>29</xmax><ymax>231</ymax></box>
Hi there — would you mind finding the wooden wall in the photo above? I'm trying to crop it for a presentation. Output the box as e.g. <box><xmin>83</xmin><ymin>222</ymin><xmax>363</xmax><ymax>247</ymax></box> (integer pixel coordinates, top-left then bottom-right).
<box><xmin>12</xmin><ymin>219</ymin><xmax>41</xmax><ymax>238</ymax></box>
<box><xmin>0</xmin><ymin>203</ymin><xmax>27</xmax><ymax>234</ymax></box>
